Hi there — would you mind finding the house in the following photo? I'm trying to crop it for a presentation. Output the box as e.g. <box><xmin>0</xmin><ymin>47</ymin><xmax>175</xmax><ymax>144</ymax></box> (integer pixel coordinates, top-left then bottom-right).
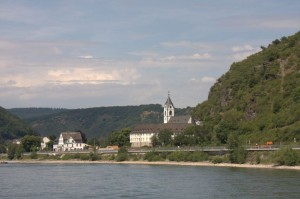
<box><xmin>41</xmin><ymin>137</ymin><xmax>50</xmax><ymax>150</ymax></box>
<box><xmin>53</xmin><ymin>132</ymin><xmax>88</xmax><ymax>152</ymax></box>
<box><xmin>130</xmin><ymin>93</ymin><xmax>194</xmax><ymax>147</ymax></box>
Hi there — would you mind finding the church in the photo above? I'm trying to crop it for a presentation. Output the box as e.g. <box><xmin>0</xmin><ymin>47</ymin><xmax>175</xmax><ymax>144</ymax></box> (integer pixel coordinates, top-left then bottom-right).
<box><xmin>130</xmin><ymin>93</ymin><xmax>194</xmax><ymax>147</ymax></box>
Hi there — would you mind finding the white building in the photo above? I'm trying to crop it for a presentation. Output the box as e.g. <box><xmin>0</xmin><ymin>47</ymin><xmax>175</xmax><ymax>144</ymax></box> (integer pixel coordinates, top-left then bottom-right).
<box><xmin>53</xmin><ymin>132</ymin><xmax>88</xmax><ymax>152</ymax></box>
<box><xmin>41</xmin><ymin>137</ymin><xmax>50</xmax><ymax>150</ymax></box>
<box><xmin>130</xmin><ymin>93</ymin><xmax>193</xmax><ymax>147</ymax></box>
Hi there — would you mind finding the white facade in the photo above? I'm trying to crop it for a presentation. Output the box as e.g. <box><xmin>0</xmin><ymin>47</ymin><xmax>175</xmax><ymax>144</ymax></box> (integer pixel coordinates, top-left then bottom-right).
<box><xmin>53</xmin><ymin>132</ymin><xmax>87</xmax><ymax>152</ymax></box>
<box><xmin>130</xmin><ymin>132</ymin><xmax>154</xmax><ymax>147</ymax></box>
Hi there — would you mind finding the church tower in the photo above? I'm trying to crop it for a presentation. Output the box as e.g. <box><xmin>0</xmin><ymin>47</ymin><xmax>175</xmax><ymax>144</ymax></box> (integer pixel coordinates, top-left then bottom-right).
<box><xmin>164</xmin><ymin>92</ymin><xmax>175</xmax><ymax>123</ymax></box>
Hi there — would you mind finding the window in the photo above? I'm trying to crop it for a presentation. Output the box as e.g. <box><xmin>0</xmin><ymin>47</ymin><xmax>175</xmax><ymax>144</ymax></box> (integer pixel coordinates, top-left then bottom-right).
<box><xmin>169</xmin><ymin>111</ymin><xmax>172</xmax><ymax>115</ymax></box>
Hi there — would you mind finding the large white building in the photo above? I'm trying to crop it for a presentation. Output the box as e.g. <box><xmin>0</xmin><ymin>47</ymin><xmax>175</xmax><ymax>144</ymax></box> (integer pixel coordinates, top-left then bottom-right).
<box><xmin>130</xmin><ymin>93</ymin><xmax>193</xmax><ymax>147</ymax></box>
<box><xmin>53</xmin><ymin>132</ymin><xmax>88</xmax><ymax>152</ymax></box>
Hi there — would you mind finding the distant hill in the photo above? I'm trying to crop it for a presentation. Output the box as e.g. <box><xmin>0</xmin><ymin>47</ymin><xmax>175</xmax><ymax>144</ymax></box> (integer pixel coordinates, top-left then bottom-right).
<box><xmin>0</xmin><ymin>107</ymin><xmax>33</xmax><ymax>143</ymax></box>
<box><xmin>10</xmin><ymin>105</ymin><xmax>192</xmax><ymax>138</ymax></box>
<box><xmin>193</xmin><ymin>31</ymin><xmax>300</xmax><ymax>144</ymax></box>
<box><xmin>9</xmin><ymin>108</ymin><xmax>67</xmax><ymax>120</ymax></box>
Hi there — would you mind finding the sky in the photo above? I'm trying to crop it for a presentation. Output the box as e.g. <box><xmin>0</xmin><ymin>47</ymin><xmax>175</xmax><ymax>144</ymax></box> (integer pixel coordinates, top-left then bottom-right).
<box><xmin>0</xmin><ymin>0</ymin><xmax>299</xmax><ymax>109</ymax></box>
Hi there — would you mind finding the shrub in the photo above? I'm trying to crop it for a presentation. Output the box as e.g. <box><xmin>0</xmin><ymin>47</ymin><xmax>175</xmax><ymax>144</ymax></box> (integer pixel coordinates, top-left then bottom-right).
<box><xmin>211</xmin><ymin>156</ymin><xmax>223</xmax><ymax>164</ymax></box>
<box><xmin>273</xmin><ymin>147</ymin><xmax>299</xmax><ymax>166</ymax></box>
<box><xmin>168</xmin><ymin>151</ymin><xmax>187</xmax><ymax>162</ymax></box>
<box><xmin>115</xmin><ymin>153</ymin><xmax>128</xmax><ymax>162</ymax></box>
<box><xmin>30</xmin><ymin>152</ymin><xmax>38</xmax><ymax>159</ymax></box>
<box><xmin>229</xmin><ymin>146</ymin><xmax>247</xmax><ymax>164</ymax></box>
<box><xmin>89</xmin><ymin>152</ymin><xmax>101</xmax><ymax>161</ymax></box>
<box><xmin>61</xmin><ymin>154</ymin><xmax>74</xmax><ymax>160</ymax></box>
<box><xmin>144</xmin><ymin>151</ymin><xmax>164</xmax><ymax>162</ymax></box>
<box><xmin>187</xmin><ymin>151</ymin><xmax>209</xmax><ymax>162</ymax></box>
<box><xmin>80</xmin><ymin>154</ymin><xmax>90</xmax><ymax>161</ymax></box>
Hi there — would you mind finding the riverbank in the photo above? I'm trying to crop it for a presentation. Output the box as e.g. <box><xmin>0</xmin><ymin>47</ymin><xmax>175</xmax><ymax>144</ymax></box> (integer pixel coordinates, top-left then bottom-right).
<box><xmin>5</xmin><ymin>160</ymin><xmax>300</xmax><ymax>170</ymax></box>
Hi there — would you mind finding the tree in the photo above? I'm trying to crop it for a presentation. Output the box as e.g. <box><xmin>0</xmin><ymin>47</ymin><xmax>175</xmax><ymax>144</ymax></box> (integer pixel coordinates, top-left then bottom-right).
<box><xmin>21</xmin><ymin>135</ymin><xmax>41</xmax><ymax>152</ymax></box>
<box><xmin>158</xmin><ymin>129</ymin><xmax>173</xmax><ymax>146</ymax></box>
<box><xmin>151</xmin><ymin>135</ymin><xmax>160</xmax><ymax>147</ymax></box>
<box><xmin>227</xmin><ymin>133</ymin><xmax>247</xmax><ymax>164</ymax></box>
<box><xmin>107</xmin><ymin>128</ymin><xmax>131</xmax><ymax>147</ymax></box>
<box><xmin>7</xmin><ymin>143</ymin><xmax>17</xmax><ymax>160</ymax></box>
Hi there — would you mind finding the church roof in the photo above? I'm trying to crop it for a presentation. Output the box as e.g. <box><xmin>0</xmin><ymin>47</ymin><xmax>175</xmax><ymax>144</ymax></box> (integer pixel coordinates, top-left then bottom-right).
<box><xmin>168</xmin><ymin>115</ymin><xmax>192</xmax><ymax>124</ymax></box>
<box><xmin>131</xmin><ymin>123</ymin><xmax>192</xmax><ymax>134</ymax></box>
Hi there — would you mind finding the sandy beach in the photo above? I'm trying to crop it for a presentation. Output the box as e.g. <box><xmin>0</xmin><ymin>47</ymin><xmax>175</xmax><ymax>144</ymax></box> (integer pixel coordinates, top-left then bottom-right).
<box><xmin>5</xmin><ymin>160</ymin><xmax>300</xmax><ymax>170</ymax></box>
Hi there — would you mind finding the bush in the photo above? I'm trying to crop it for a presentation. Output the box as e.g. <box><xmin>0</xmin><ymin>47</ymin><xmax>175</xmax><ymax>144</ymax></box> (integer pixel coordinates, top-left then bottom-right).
<box><xmin>273</xmin><ymin>147</ymin><xmax>299</xmax><ymax>166</ymax></box>
<box><xmin>89</xmin><ymin>152</ymin><xmax>101</xmax><ymax>161</ymax></box>
<box><xmin>115</xmin><ymin>153</ymin><xmax>128</xmax><ymax>162</ymax></box>
<box><xmin>80</xmin><ymin>154</ymin><xmax>90</xmax><ymax>161</ymax></box>
<box><xmin>115</xmin><ymin>146</ymin><xmax>129</xmax><ymax>162</ymax></box>
<box><xmin>168</xmin><ymin>151</ymin><xmax>187</xmax><ymax>162</ymax></box>
<box><xmin>229</xmin><ymin>146</ymin><xmax>247</xmax><ymax>164</ymax></box>
<box><xmin>187</xmin><ymin>151</ymin><xmax>208</xmax><ymax>162</ymax></box>
<box><xmin>211</xmin><ymin>156</ymin><xmax>223</xmax><ymax>164</ymax></box>
<box><xmin>144</xmin><ymin>151</ymin><xmax>165</xmax><ymax>162</ymax></box>
<box><xmin>61</xmin><ymin>154</ymin><xmax>74</xmax><ymax>160</ymax></box>
<box><xmin>30</xmin><ymin>152</ymin><xmax>38</xmax><ymax>159</ymax></box>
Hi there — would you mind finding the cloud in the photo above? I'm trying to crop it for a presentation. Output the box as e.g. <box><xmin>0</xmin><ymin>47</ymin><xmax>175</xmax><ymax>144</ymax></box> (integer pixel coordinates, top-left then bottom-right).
<box><xmin>232</xmin><ymin>45</ymin><xmax>254</xmax><ymax>52</ymax></box>
<box><xmin>231</xmin><ymin>44</ymin><xmax>260</xmax><ymax>61</ymax></box>
<box><xmin>160</xmin><ymin>53</ymin><xmax>212</xmax><ymax>62</ymax></box>
<box><xmin>201</xmin><ymin>76</ymin><xmax>216</xmax><ymax>83</ymax></box>
<box><xmin>79</xmin><ymin>55</ymin><xmax>94</xmax><ymax>59</ymax></box>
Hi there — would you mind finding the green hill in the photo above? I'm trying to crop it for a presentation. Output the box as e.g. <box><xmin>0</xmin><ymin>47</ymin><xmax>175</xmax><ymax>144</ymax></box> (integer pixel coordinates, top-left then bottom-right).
<box><xmin>193</xmin><ymin>31</ymin><xmax>300</xmax><ymax>145</ymax></box>
<box><xmin>9</xmin><ymin>108</ymin><xmax>68</xmax><ymax>120</ymax></box>
<box><xmin>12</xmin><ymin>105</ymin><xmax>192</xmax><ymax>138</ymax></box>
<box><xmin>0</xmin><ymin>107</ymin><xmax>33</xmax><ymax>143</ymax></box>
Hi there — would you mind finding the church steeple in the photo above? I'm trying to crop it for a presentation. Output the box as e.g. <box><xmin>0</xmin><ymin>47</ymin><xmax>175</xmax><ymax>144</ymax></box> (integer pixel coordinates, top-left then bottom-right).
<box><xmin>164</xmin><ymin>91</ymin><xmax>175</xmax><ymax>123</ymax></box>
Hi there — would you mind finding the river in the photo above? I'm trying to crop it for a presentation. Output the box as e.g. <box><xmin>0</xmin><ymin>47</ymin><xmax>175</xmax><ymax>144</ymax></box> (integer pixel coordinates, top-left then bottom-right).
<box><xmin>0</xmin><ymin>163</ymin><xmax>299</xmax><ymax>199</ymax></box>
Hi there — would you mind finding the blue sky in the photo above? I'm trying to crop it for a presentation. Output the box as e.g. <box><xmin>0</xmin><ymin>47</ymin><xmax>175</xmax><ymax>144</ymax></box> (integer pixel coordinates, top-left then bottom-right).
<box><xmin>0</xmin><ymin>0</ymin><xmax>299</xmax><ymax>108</ymax></box>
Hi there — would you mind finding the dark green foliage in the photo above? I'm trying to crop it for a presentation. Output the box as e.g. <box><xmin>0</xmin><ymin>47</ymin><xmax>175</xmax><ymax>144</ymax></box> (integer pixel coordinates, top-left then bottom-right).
<box><xmin>107</xmin><ymin>128</ymin><xmax>131</xmax><ymax>147</ymax></box>
<box><xmin>9</xmin><ymin>108</ymin><xmax>67</xmax><ymax>120</ymax></box>
<box><xmin>143</xmin><ymin>151</ymin><xmax>165</xmax><ymax>161</ymax></box>
<box><xmin>21</xmin><ymin>135</ymin><xmax>41</xmax><ymax>152</ymax></box>
<box><xmin>30</xmin><ymin>152</ymin><xmax>38</xmax><ymax>159</ymax></box>
<box><xmin>89</xmin><ymin>152</ymin><xmax>101</xmax><ymax>161</ymax></box>
<box><xmin>192</xmin><ymin>31</ymin><xmax>300</xmax><ymax>145</ymax></box>
<box><xmin>115</xmin><ymin>146</ymin><xmax>129</xmax><ymax>162</ymax></box>
<box><xmin>168</xmin><ymin>151</ymin><xmax>208</xmax><ymax>162</ymax></box>
<box><xmin>227</xmin><ymin>133</ymin><xmax>247</xmax><ymax>164</ymax></box>
<box><xmin>0</xmin><ymin>107</ymin><xmax>32</xmax><ymax>142</ymax></box>
<box><xmin>7</xmin><ymin>143</ymin><xmax>17</xmax><ymax>160</ymax></box>
<box><xmin>11</xmin><ymin>105</ymin><xmax>165</xmax><ymax>138</ymax></box>
<box><xmin>211</xmin><ymin>156</ymin><xmax>224</xmax><ymax>164</ymax></box>
<box><xmin>157</xmin><ymin>129</ymin><xmax>173</xmax><ymax>146</ymax></box>
<box><xmin>0</xmin><ymin>144</ymin><xmax>6</xmax><ymax>153</ymax></box>
<box><xmin>273</xmin><ymin>147</ymin><xmax>299</xmax><ymax>166</ymax></box>
<box><xmin>80</xmin><ymin>154</ymin><xmax>90</xmax><ymax>161</ymax></box>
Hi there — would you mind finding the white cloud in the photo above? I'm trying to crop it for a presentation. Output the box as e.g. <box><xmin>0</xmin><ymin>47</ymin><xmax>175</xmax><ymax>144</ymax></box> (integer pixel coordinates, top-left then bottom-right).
<box><xmin>232</xmin><ymin>45</ymin><xmax>254</xmax><ymax>52</ymax></box>
<box><xmin>201</xmin><ymin>76</ymin><xmax>216</xmax><ymax>83</ymax></box>
<box><xmin>161</xmin><ymin>41</ymin><xmax>212</xmax><ymax>50</ymax></box>
<box><xmin>231</xmin><ymin>44</ymin><xmax>260</xmax><ymax>61</ymax></box>
<box><xmin>79</xmin><ymin>55</ymin><xmax>94</xmax><ymax>59</ymax></box>
<box><xmin>160</xmin><ymin>53</ymin><xmax>212</xmax><ymax>62</ymax></box>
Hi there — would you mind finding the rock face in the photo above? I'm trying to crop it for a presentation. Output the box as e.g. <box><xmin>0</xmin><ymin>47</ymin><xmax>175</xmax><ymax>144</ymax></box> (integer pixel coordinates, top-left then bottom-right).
<box><xmin>193</xmin><ymin>32</ymin><xmax>300</xmax><ymax>143</ymax></box>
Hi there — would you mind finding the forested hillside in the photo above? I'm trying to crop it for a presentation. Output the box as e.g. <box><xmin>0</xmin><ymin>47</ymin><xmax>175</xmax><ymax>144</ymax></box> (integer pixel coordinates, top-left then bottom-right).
<box><xmin>11</xmin><ymin>105</ymin><xmax>192</xmax><ymax>138</ymax></box>
<box><xmin>193</xmin><ymin>31</ymin><xmax>300</xmax><ymax>145</ymax></box>
<box><xmin>9</xmin><ymin>108</ymin><xmax>67</xmax><ymax>120</ymax></box>
<box><xmin>0</xmin><ymin>107</ymin><xmax>33</xmax><ymax>143</ymax></box>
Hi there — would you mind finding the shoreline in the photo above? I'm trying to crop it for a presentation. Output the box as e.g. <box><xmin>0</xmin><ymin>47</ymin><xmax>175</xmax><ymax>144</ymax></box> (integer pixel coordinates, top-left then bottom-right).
<box><xmin>4</xmin><ymin>160</ymin><xmax>300</xmax><ymax>170</ymax></box>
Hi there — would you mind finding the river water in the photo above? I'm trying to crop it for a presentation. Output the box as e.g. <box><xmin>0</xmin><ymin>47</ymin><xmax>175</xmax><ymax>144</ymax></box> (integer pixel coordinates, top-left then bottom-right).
<box><xmin>0</xmin><ymin>163</ymin><xmax>299</xmax><ymax>199</ymax></box>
